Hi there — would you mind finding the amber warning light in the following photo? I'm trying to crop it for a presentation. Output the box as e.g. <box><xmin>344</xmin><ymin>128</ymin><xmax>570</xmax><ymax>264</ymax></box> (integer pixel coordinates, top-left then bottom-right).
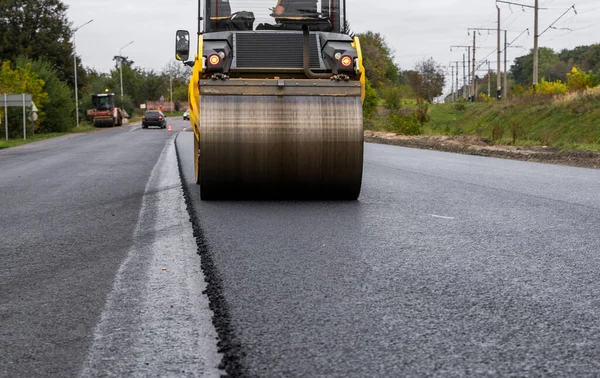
<box><xmin>208</xmin><ymin>54</ymin><xmax>221</xmax><ymax>66</ymax></box>
<box><xmin>341</xmin><ymin>56</ymin><xmax>353</xmax><ymax>67</ymax></box>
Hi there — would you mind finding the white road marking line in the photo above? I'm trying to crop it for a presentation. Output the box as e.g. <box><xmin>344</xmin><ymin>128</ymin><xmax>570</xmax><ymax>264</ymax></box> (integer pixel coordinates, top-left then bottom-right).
<box><xmin>80</xmin><ymin>139</ymin><xmax>224</xmax><ymax>377</ymax></box>
<box><xmin>129</xmin><ymin>126</ymin><xmax>141</xmax><ymax>132</ymax></box>
<box><xmin>429</xmin><ymin>214</ymin><xmax>456</xmax><ymax>220</ymax></box>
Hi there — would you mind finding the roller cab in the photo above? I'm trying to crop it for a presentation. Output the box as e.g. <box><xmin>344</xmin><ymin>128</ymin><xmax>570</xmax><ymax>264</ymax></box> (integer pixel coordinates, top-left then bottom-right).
<box><xmin>176</xmin><ymin>0</ymin><xmax>365</xmax><ymax>200</ymax></box>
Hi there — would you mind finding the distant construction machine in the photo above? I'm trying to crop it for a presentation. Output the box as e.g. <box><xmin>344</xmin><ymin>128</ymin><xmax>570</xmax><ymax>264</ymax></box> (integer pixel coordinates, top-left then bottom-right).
<box><xmin>87</xmin><ymin>92</ymin><xmax>126</xmax><ymax>127</ymax></box>
<box><xmin>176</xmin><ymin>0</ymin><xmax>365</xmax><ymax>200</ymax></box>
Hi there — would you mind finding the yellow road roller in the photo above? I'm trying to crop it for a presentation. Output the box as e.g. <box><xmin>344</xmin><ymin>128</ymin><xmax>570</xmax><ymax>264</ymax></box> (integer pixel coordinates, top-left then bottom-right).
<box><xmin>176</xmin><ymin>0</ymin><xmax>365</xmax><ymax>200</ymax></box>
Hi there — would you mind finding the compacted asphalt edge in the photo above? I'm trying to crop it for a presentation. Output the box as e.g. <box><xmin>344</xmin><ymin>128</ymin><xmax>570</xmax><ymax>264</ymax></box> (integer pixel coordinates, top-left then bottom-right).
<box><xmin>174</xmin><ymin>133</ymin><xmax>245</xmax><ymax>377</ymax></box>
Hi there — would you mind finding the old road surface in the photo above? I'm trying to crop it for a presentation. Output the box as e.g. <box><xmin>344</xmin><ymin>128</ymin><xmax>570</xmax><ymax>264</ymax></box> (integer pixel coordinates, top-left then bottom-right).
<box><xmin>2</xmin><ymin>122</ymin><xmax>600</xmax><ymax>377</ymax></box>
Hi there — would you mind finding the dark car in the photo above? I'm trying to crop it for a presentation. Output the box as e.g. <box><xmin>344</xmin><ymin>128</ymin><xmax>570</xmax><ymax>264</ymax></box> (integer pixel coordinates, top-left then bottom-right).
<box><xmin>142</xmin><ymin>110</ymin><xmax>167</xmax><ymax>129</ymax></box>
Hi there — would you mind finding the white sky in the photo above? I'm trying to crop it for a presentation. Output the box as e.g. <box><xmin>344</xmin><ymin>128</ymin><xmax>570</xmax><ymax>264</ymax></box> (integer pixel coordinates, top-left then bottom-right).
<box><xmin>65</xmin><ymin>0</ymin><xmax>600</xmax><ymax>78</ymax></box>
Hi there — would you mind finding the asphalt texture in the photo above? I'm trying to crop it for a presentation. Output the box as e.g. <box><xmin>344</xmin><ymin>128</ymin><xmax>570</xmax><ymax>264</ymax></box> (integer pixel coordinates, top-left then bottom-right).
<box><xmin>176</xmin><ymin>133</ymin><xmax>600</xmax><ymax>377</ymax></box>
<box><xmin>3</xmin><ymin>122</ymin><xmax>600</xmax><ymax>377</ymax></box>
<box><xmin>0</xmin><ymin>120</ymin><xmax>221</xmax><ymax>377</ymax></box>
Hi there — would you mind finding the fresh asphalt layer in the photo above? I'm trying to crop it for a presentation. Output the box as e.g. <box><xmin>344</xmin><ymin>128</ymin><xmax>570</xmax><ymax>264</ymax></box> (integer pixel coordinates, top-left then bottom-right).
<box><xmin>0</xmin><ymin>119</ymin><xmax>221</xmax><ymax>377</ymax></box>
<box><xmin>176</xmin><ymin>132</ymin><xmax>600</xmax><ymax>377</ymax></box>
<box><xmin>2</xmin><ymin>122</ymin><xmax>600</xmax><ymax>377</ymax></box>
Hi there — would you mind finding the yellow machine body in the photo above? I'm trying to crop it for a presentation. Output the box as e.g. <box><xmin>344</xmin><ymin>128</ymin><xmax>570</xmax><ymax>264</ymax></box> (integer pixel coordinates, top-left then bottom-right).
<box><xmin>186</xmin><ymin>26</ymin><xmax>365</xmax><ymax>200</ymax></box>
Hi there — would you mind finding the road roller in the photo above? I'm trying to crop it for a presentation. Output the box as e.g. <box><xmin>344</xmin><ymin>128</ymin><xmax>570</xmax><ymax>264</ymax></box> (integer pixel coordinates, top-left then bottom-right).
<box><xmin>175</xmin><ymin>0</ymin><xmax>365</xmax><ymax>200</ymax></box>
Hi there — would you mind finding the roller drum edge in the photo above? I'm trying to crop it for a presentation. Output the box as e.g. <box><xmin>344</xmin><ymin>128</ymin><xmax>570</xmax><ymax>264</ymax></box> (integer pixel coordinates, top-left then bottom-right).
<box><xmin>199</xmin><ymin>96</ymin><xmax>364</xmax><ymax>200</ymax></box>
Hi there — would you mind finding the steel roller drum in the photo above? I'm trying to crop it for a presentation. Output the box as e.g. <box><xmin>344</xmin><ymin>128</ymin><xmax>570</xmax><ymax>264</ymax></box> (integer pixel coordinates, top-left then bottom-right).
<box><xmin>199</xmin><ymin>95</ymin><xmax>364</xmax><ymax>200</ymax></box>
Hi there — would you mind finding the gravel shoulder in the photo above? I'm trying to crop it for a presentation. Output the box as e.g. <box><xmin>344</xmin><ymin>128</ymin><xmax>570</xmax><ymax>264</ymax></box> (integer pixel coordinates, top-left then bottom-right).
<box><xmin>365</xmin><ymin>131</ymin><xmax>600</xmax><ymax>169</ymax></box>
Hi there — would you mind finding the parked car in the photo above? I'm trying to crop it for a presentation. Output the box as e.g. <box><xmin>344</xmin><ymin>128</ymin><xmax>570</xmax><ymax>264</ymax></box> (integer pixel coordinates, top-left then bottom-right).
<box><xmin>183</xmin><ymin>109</ymin><xmax>190</xmax><ymax>120</ymax></box>
<box><xmin>142</xmin><ymin>110</ymin><xmax>167</xmax><ymax>129</ymax></box>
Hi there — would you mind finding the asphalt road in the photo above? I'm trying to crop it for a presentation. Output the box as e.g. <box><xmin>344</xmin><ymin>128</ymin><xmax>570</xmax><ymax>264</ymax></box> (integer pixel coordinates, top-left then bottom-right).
<box><xmin>2</xmin><ymin>122</ymin><xmax>600</xmax><ymax>377</ymax></box>
<box><xmin>176</xmin><ymin>133</ymin><xmax>600</xmax><ymax>377</ymax></box>
<box><xmin>0</xmin><ymin>119</ymin><xmax>222</xmax><ymax>377</ymax></box>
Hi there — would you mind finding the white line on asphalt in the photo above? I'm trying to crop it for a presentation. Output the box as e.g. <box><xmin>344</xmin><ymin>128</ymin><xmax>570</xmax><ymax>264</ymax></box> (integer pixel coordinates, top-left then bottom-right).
<box><xmin>80</xmin><ymin>137</ymin><xmax>224</xmax><ymax>377</ymax></box>
<box><xmin>129</xmin><ymin>126</ymin><xmax>141</xmax><ymax>132</ymax></box>
<box><xmin>430</xmin><ymin>214</ymin><xmax>456</xmax><ymax>220</ymax></box>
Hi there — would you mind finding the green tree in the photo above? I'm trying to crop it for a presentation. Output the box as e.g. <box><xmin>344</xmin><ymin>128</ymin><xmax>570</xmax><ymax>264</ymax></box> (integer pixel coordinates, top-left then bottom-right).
<box><xmin>0</xmin><ymin>0</ymin><xmax>80</xmax><ymax>88</ymax></box>
<box><xmin>362</xmin><ymin>78</ymin><xmax>379</xmax><ymax>120</ymax></box>
<box><xmin>510</xmin><ymin>47</ymin><xmax>559</xmax><ymax>86</ymax></box>
<box><xmin>0</xmin><ymin>61</ymin><xmax>48</xmax><ymax>137</ymax></box>
<box><xmin>356</xmin><ymin>31</ymin><xmax>399</xmax><ymax>89</ymax></box>
<box><xmin>16</xmin><ymin>57</ymin><xmax>75</xmax><ymax>132</ymax></box>
<box><xmin>408</xmin><ymin>58</ymin><xmax>445</xmax><ymax>103</ymax></box>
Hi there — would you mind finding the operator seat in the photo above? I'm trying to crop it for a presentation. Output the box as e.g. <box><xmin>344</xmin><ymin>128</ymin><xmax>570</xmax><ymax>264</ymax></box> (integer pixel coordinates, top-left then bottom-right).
<box><xmin>208</xmin><ymin>0</ymin><xmax>254</xmax><ymax>31</ymax></box>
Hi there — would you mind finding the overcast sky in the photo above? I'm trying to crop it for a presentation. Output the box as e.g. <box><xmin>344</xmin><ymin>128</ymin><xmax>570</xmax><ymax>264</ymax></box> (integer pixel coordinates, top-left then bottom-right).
<box><xmin>65</xmin><ymin>0</ymin><xmax>600</xmax><ymax>83</ymax></box>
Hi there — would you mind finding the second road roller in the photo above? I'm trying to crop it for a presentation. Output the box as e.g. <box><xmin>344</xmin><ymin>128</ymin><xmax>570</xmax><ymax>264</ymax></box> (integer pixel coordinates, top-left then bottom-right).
<box><xmin>176</xmin><ymin>0</ymin><xmax>365</xmax><ymax>200</ymax></box>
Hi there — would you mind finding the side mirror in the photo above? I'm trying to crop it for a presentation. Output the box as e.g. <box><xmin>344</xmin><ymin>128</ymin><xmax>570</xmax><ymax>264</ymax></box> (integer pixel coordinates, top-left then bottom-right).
<box><xmin>175</xmin><ymin>30</ymin><xmax>190</xmax><ymax>62</ymax></box>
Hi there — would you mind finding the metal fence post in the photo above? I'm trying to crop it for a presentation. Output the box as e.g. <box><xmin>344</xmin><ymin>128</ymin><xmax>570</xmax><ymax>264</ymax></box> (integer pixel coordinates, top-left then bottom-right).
<box><xmin>4</xmin><ymin>94</ymin><xmax>7</xmax><ymax>141</ymax></box>
<box><xmin>23</xmin><ymin>93</ymin><xmax>26</xmax><ymax>140</ymax></box>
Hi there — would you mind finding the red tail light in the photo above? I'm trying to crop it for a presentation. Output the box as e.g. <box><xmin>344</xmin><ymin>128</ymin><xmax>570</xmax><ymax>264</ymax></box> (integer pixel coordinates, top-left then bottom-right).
<box><xmin>159</xmin><ymin>116</ymin><xmax>163</xmax><ymax>120</ymax></box>
<box><xmin>142</xmin><ymin>116</ymin><xmax>146</xmax><ymax>119</ymax></box>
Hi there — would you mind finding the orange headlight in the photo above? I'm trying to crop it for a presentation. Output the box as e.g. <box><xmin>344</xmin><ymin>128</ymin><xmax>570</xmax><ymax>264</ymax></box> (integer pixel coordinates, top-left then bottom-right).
<box><xmin>208</xmin><ymin>54</ymin><xmax>221</xmax><ymax>65</ymax></box>
<box><xmin>340</xmin><ymin>56</ymin><xmax>353</xmax><ymax>67</ymax></box>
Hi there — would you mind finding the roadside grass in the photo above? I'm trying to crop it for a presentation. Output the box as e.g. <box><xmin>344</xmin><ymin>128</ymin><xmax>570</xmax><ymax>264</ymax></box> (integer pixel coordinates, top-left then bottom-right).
<box><xmin>0</xmin><ymin>124</ymin><xmax>97</xmax><ymax>149</ymax></box>
<box><xmin>366</xmin><ymin>91</ymin><xmax>600</xmax><ymax>152</ymax></box>
<box><xmin>425</xmin><ymin>94</ymin><xmax>600</xmax><ymax>152</ymax></box>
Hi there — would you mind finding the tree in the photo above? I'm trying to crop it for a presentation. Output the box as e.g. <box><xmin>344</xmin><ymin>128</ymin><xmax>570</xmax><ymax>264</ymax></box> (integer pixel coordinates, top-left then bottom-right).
<box><xmin>356</xmin><ymin>31</ymin><xmax>399</xmax><ymax>89</ymax></box>
<box><xmin>407</xmin><ymin>58</ymin><xmax>445</xmax><ymax>103</ymax></box>
<box><xmin>0</xmin><ymin>61</ymin><xmax>48</xmax><ymax>137</ymax></box>
<box><xmin>0</xmin><ymin>0</ymin><xmax>78</xmax><ymax>87</ymax></box>
<box><xmin>510</xmin><ymin>47</ymin><xmax>559</xmax><ymax>86</ymax></box>
<box><xmin>16</xmin><ymin>57</ymin><xmax>75</xmax><ymax>132</ymax></box>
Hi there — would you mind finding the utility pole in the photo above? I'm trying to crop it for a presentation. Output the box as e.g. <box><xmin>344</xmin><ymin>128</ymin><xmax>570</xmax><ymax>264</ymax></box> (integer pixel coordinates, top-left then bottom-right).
<box><xmin>170</xmin><ymin>76</ymin><xmax>173</xmax><ymax>110</ymax></box>
<box><xmin>497</xmin><ymin>6</ymin><xmax>502</xmax><ymax>99</ymax></box>
<box><xmin>463</xmin><ymin>54</ymin><xmax>467</xmax><ymax>100</ymax></box>
<box><xmin>497</xmin><ymin>1</ymin><xmax>543</xmax><ymax>87</ymax></box>
<box><xmin>472</xmin><ymin>32</ymin><xmax>476</xmax><ymax>101</ymax></box>
<box><xmin>488</xmin><ymin>61</ymin><xmax>491</xmax><ymax>97</ymax></box>
<box><xmin>456</xmin><ymin>61</ymin><xmax>459</xmax><ymax>102</ymax></box>
<box><xmin>533</xmin><ymin>0</ymin><xmax>539</xmax><ymax>87</ymax></box>
<box><xmin>73</xmin><ymin>19</ymin><xmax>94</xmax><ymax>128</ymax></box>
<box><xmin>504</xmin><ymin>30</ymin><xmax>508</xmax><ymax>99</ymax></box>
<box><xmin>469</xmin><ymin>27</ymin><xmax>506</xmax><ymax>100</ymax></box>
<box><xmin>451</xmin><ymin>45</ymin><xmax>471</xmax><ymax>100</ymax></box>
<box><xmin>119</xmin><ymin>41</ymin><xmax>134</xmax><ymax>99</ymax></box>
<box><xmin>450</xmin><ymin>65</ymin><xmax>455</xmax><ymax>102</ymax></box>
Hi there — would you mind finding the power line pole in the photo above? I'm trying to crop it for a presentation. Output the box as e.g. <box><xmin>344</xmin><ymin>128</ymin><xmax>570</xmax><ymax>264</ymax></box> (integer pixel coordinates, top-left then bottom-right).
<box><xmin>456</xmin><ymin>61</ymin><xmax>460</xmax><ymax>102</ymax></box>
<box><xmin>533</xmin><ymin>0</ymin><xmax>539</xmax><ymax>86</ymax></box>
<box><xmin>497</xmin><ymin>6</ymin><xmax>502</xmax><ymax>99</ymax></box>
<box><xmin>488</xmin><ymin>61</ymin><xmax>492</xmax><ymax>97</ymax></box>
<box><xmin>463</xmin><ymin>53</ymin><xmax>467</xmax><ymax>100</ymax></box>
<box><xmin>469</xmin><ymin>27</ymin><xmax>506</xmax><ymax>100</ymax></box>
<box><xmin>450</xmin><ymin>61</ymin><xmax>463</xmax><ymax>101</ymax></box>
<box><xmin>504</xmin><ymin>30</ymin><xmax>509</xmax><ymax>99</ymax></box>
<box><xmin>497</xmin><ymin>1</ymin><xmax>542</xmax><ymax>87</ymax></box>
<box><xmin>451</xmin><ymin>45</ymin><xmax>471</xmax><ymax>100</ymax></box>
<box><xmin>450</xmin><ymin>65</ymin><xmax>455</xmax><ymax>102</ymax></box>
<box><xmin>472</xmin><ymin>32</ymin><xmax>476</xmax><ymax>101</ymax></box>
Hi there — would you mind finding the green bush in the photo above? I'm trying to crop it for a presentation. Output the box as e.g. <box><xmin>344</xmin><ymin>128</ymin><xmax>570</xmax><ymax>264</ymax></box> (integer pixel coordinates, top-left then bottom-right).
<box><xmin>536</xmin><ymin>78</ymin><xmax>567</xmax><ymax>95</ymax></box>
<box><xmin>381</xmin><ymin>86</ymin><xmax>402</xmax><ymax>113</ymax></box>
<box><xmin>389</xmin><ymin>113</ymin><xmax>422</xmax><ymax>135</ymax></box>
<box><xmin>567</xmin><ymin>67</ymin><xmax>598</xmax><ymax>92</ymax></box>
<box><xmin>415</xmin><ymin>98</ymin><xmax>431</xmax><ymax>124</ymax></box>
<box><xmin>17</xmin><ymin>58</ymin><xmax>76</xmax><ymax>133</ymax></box>
<box><xmin>453</xmin><ymin>103</ymin><xmax>467</xmax><ymax>111</ymax></box>
<box><xmin>363</xmin><ymin>78</ymin><xmax>379</xmax><ymax>120</ymax></box>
